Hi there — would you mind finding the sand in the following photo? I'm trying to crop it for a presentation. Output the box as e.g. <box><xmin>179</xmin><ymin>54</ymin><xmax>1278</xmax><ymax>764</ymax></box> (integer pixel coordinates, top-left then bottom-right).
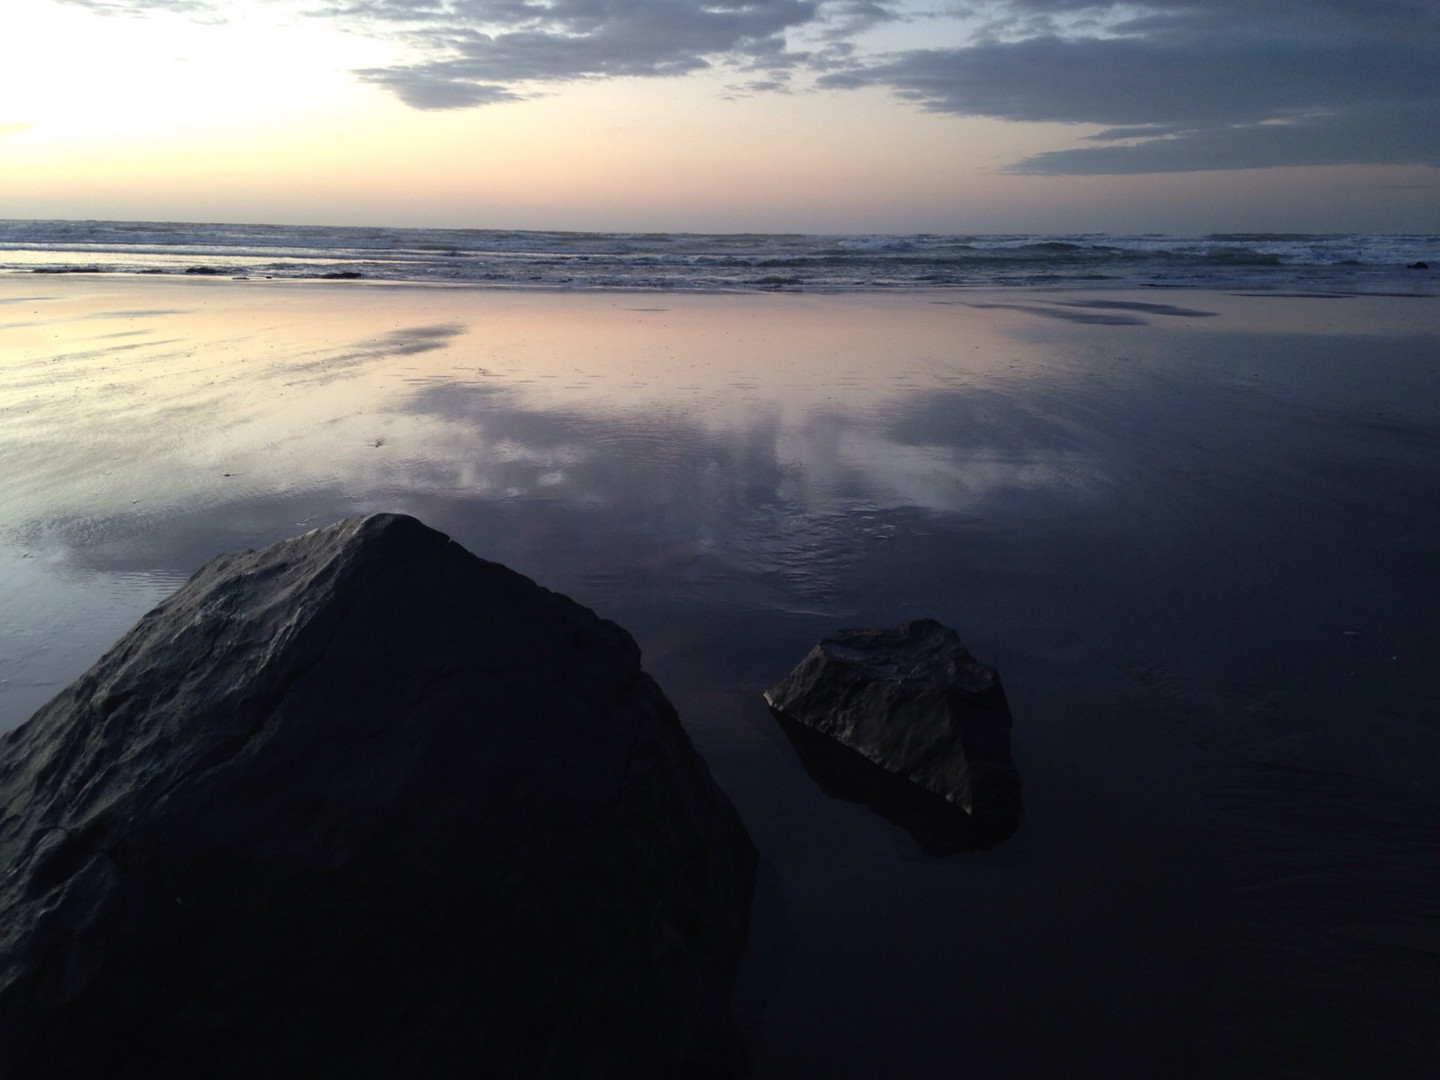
<box><xmin>2</xmin><ymin>275</ymin><xmax>1438</xmax><ymax>1076</ymax></box>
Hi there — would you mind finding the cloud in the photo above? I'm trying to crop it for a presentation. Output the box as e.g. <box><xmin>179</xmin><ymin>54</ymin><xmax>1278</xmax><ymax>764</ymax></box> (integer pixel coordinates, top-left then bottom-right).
<box><xmin>319</xmin><ymin>0</ymin><xmax>824</xmax><ymax>109</ymax></box>
<box><xmin>47</xmin><ymin>0</ymin><xmax>1440</xmax><ymax>174</ymax></box>
<box><xmin>53</xmin><ymin>0</ymin><xmax>222</xmax><ymax>15</ymax></box>
<box><xmin>1014</xmin><ymin>103</ymin><xmax>1440</xmax><ymax>174</ymax></box>
<box><xmin>354</xmin><ymin>69</ymin><xmax>524</xmax><ymax>108</ymax></box>
<box><xmin>821</xmin><ymin>0</ymin><xmax>1440</xmax><ymax>173</ymax></box>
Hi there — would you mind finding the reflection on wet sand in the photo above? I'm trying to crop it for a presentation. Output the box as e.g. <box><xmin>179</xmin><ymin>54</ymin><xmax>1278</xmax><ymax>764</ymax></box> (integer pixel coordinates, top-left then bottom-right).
<box><xmin>0</xmin><ymin>279</ymin><xmax>1117</xmax><ymax>631</ymax></box>
<box><xmin>2</xmin><ymin>277</ymin><xmax>1439</xmax><ymax>1077</ymax></box>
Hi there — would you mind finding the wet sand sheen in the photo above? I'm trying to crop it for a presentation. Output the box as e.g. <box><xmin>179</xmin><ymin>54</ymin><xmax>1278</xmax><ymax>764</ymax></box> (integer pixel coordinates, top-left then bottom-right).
<box><xmin>2</xmin><ymin>276</ymin><xmax>1438</xmax><ymax>1076</ymax></box>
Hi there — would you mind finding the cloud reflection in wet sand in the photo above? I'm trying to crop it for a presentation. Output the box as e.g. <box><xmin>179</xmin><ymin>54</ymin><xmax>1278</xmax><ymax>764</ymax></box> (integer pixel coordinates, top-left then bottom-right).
<box><xmin>0</xmin><ymin>284</ymin><xmax>1101</xmax><ymax>539</ymax></box>
<box><xmin>0</xmin><ymin>281</ymin><xmax>1110</xmax><ymax>725</ymax></box>
<box><xmin>8</xmin><ymin>280</ymin><xmax>1436</xmax><ymax>641</ymax></box>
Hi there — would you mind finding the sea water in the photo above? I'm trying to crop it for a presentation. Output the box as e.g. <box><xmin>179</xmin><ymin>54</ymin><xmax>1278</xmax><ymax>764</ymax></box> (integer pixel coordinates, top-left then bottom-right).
<box><xmin>1</xmin><ymin>219</ymin><xmax>1435</xmax><ymax>291</ymax></box>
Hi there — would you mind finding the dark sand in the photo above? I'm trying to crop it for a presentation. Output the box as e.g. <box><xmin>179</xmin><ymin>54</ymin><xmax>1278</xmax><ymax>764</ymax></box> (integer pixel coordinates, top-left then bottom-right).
<box><xmin>2</xmin><ymin>277</ymin><xmax>1438</xmax><ymax>1076</ymax></box>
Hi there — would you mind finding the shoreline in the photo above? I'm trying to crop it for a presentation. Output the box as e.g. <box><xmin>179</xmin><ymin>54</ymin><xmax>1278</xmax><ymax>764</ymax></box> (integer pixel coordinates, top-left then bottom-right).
<box><xmin>6</xmin><ymin>265</ymin><xmax>1437</xmax><ymax>299</ymax></box>
<box><xmin>4</xmin><ymin>221</ymin><xmax>1436</xmax><ymax>294</ymax></box>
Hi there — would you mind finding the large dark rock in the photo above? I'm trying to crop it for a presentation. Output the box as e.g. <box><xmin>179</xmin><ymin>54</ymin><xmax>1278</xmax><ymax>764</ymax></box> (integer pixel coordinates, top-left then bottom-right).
<box><xmin>0</xmin><ymin>514</ymin><xmax>756</xmax><ymax>1078</ymax></box>
<box><xmin>765</xmin><ymin>619</ymin><xmax>1021</xmax><ymax>852</ymax></box>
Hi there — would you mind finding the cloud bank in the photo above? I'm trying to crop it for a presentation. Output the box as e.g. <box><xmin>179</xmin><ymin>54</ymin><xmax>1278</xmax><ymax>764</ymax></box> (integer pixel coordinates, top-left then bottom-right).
<box><xmin>52</xmin><ymin>0</ymin><xmax>1440</xmax><ymax>174</ymax></box>
<box><xmin>822</xmin><ymin>1</ymin><xmax>1440</xmax><ymax>173</ymax></box>
<box><xmin>330</xmin><ymin>0</ymin><xmax>823</xmax><ymax>109</ymax></box>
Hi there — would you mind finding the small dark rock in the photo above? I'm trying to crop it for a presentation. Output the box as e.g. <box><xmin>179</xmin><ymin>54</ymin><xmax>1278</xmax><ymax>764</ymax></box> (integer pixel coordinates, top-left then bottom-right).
<box><xmin>1407</xmin><ymin>261</ymin><xmax>1429</xmax><ymax>270</ymax></box>
<box><xmin>765</xmin><ymin>619</ymin><xmax>1021</xmax><ymax>851</ymax></box>
<box><xmin>183</xmin><ymin>265</ymin><xmax>226</xmax><ymax>275</ymax></box>
<box><xmin>0</xmin><ymin>514</ymin><xmax>756</xmax><ymax>1078</ymax></box>
<box><xmin>319</xmin><ymin>270</ymin><xmax>363</xmax><ymax>279</ymax></box>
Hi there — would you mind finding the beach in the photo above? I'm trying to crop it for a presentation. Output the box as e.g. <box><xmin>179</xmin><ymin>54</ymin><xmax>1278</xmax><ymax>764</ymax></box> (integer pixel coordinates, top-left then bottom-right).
<box><xmin>2</xmin><ymin>274</ymin><xmax>1438</xmax><ymax>1076</ymax></box>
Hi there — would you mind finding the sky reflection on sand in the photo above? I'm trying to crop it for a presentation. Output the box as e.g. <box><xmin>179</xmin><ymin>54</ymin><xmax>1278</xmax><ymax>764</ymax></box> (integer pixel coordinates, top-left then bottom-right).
<box><xmin>2</xmin><ymin>282</ymin><xmax>1114</xmax><ymax>723</ymax></box>
<box><xmin>0</xmin><ymin>285</ymin><xmax>1099</xmax><ymax>557</ymax></box>
<box><xmin>3</xmin><ymin>280</ymin><xmax>1438</xmax><ymax>730</ymax></box>
<box><xmin>0</xmin><ymin>283</ymin><xmax>1088</xmax><ymax>728</ymax></box>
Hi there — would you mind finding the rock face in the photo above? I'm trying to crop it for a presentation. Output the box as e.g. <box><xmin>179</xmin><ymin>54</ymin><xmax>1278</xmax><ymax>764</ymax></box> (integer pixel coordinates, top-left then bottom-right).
<box><xmin>765</xmin><ymin>619</ymin><xmax>1021</xmax><ymax>852</ymax></box>
<box><xmin>0</xmin><ymin>514</ymin><xmax>756</xmax><ymax>1079</ymax></box>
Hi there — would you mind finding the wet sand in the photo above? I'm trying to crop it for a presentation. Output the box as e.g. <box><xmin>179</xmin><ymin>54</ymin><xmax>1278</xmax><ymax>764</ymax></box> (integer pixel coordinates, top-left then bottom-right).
<box><xmin>2</xmin><ymin>276</ymin><xmax>1438</xmax><ymax>1076</ymax></box>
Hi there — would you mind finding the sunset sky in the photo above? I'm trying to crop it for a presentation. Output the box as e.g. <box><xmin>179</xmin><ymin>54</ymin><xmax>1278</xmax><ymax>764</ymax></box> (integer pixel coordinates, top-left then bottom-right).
<box><xmin>3</xmin><ymin>0</ymin><xmax>1437</xmax><ymax>233</ymax></box>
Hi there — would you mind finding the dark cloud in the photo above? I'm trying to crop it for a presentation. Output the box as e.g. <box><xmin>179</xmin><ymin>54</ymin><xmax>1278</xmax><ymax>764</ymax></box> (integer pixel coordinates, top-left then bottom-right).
<box><xmin>321</xmin><ymin>0</ymin><xmax>822</xmax><ymax>108</ymax></box>
<box><xmin>823</xmin><ymin>0</ymin><xmax>1440</xmax><ymax>173</ymax></box>
<box><xmin>315</xmin><ymin>0</ymin><xmax>1440</xmax><ymax>172</ymax></box>
<box><xmin>824</xmin><ymin>35</ymin><xmax>1437</xmax><ymax>126</ymax></box>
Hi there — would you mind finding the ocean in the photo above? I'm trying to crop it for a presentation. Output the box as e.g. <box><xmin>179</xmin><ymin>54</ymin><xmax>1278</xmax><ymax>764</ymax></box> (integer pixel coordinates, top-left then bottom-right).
<box><xmin>1</xmin><ymin>219</ymin><xmax>1435</xmax><ymax>292</ymax></box>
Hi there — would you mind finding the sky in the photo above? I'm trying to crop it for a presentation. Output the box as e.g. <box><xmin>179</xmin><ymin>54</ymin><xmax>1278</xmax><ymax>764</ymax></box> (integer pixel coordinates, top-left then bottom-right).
<box><xmin>1</xmin><ymin>0</ymin><xmax>1437</xmax><ymax>232</ymax></box>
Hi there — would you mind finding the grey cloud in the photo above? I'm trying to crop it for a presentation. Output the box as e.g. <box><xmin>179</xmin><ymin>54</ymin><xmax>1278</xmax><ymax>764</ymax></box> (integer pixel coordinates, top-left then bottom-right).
<box><xmin>723</xmin><ymin>77</ymin><xmax>795</xmax><ymax>97</ymax></box>
<box><xmin>822</xmin><ymin>0</ymin><xmax>1440</xmax><ymax>173</ymax></box>
<box><xmin>811</xmin><ymin>0</ymin><xmax>897</xmax><ymax>40</ymax></box>
<box><xmin>321</xmin><ymin>0</ymin><xmax>821</xmax><ymax>108</ymax></box>
<box><xmin>821</xmin><ymin>34</ymin><xmax>1439</xmax><ymax>126</ymax></box>
<box><xmin>1012</xmin><ymin>103</ymin><xmax>1440</xmax><ymax>174</ymax></box>
<box><xmin>355</xmin><ymin>69</ymin><xmax>524</xmax><ymax>108</ymax></box>
<box><xmin>1081</xmin><ymin>125</ymin><xmax>1189</xmax><ymax>142</ymax></box>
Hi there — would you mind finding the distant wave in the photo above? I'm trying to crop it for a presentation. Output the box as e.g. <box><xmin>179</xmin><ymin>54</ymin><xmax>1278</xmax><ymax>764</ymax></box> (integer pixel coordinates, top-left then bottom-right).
<box><xmin>0</xmin><ymin>220</ymin><xmax>1433</xmax><ymax>292</ymax></box>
